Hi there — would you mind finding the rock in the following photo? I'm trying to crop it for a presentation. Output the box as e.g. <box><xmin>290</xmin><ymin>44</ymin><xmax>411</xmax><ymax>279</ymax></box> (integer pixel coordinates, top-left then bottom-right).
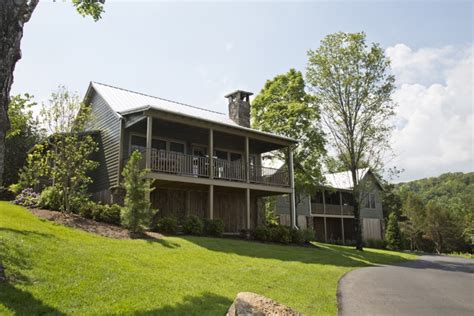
<box><xmin>226</xmin><ymin>292</ymin><xmax>302</xmax><ymax>316</ymax></box>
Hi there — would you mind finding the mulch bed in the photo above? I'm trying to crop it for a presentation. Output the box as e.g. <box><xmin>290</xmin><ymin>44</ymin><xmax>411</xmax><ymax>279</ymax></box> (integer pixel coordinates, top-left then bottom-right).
<box><xmin>29</xmin><ymin>208</ymin><xmax>164</xmax><ymax>240</ymax></box>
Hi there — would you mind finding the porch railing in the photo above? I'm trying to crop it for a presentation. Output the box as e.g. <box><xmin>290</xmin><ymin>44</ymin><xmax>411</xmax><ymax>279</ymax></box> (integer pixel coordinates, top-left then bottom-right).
<box><xmin>127</xmin><ymin>149</ymin><xmax>290</xmax><ymax>187</ymax></box>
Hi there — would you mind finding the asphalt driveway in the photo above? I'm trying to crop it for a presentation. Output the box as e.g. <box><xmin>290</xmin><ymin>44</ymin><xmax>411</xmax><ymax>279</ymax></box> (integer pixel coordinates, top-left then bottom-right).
<box><xmin>338</xmin><ymin>255</ymin><xmax>474</xmax><ymax>316</ymax></box>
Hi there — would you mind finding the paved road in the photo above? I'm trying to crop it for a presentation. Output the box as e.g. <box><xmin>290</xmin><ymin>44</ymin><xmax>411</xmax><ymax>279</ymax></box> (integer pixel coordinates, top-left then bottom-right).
<box><xmin>338</xmin><ymin>255</ymin><xmax>474</xmax><ymax>316</ymax></box>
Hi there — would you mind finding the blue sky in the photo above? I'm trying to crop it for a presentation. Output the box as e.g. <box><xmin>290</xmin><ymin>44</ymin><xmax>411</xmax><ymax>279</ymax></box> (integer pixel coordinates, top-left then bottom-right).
<box><xmin>11</xmin><ymin>0</ymin><xmax>473</xmax><ymax>181</ymax></box>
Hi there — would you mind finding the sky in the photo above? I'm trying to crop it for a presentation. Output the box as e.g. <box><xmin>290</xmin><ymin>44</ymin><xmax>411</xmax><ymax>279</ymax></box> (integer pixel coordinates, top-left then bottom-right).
<box><xmin>11</xmin><ymin>0</ymin><xmax>473</xmax><ymax>182</ymax></box>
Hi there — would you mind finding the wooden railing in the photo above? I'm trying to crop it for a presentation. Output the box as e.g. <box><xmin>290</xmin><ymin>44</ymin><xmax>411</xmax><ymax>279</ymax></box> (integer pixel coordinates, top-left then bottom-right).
<box><xmin>126</xmin><ymin>149</ymin><xmax>290</xmax><ymax>187</ymax></box>
<box><xmin>150</xmin><ymin>149</ymin><xmax>209</xmax><ymax>177</ymax></box>
<box><xmin>213</xmin><ymin>159</ymin><xmax>246</xmax><ymax>181</ymax></box>
<box><xmin>250</xmin><ymin>165</ymin><xmax>289</xmax><ymax>187</ymax></box>
<box><xmin>311</xmin><ymin>202</ymin><xmax>354</xmax><ymax>216</ymax></box>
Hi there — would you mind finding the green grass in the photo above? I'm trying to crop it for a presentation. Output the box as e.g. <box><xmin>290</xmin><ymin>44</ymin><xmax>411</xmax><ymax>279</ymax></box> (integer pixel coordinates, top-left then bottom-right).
<box><xmin>0</xmin><ymin>202</ymin><xmax>416</xmax><ymax>315</ymax></box>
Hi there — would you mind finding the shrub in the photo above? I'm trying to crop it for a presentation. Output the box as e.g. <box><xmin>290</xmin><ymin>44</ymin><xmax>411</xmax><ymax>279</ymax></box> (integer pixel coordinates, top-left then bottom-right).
<box><xmin>92</xmin><ymin>204</ymin><xmax>121</xmax><ymax>225</ymax></box>
<box><xmin>204</xmin><ymin>219</ymin><xmax>224</xmax><ymax>237</ymax></box>
<box><xmin>121</xmin><ymin>150</ymin><xmax>153</xmax><ymax>233</ymax></box>
<box><xmin>78</xmin><ymin>201</ymin><xmax>96</xmax><ymax>219</ymax></box>
<box><xmin>385</xmin><ymin>212</ymin><xmax>402</xmax><ymax>250</ymax></box>
<box><xmin>156</xmin><ymin>217</ymin><xmax>179</xmax><ymax>234</ymax></box>
<box><xmin>38</xmin><ymin>186</ymin><xmax>62</xmax><ymax>210</ymax></box>
<box><xmin>13</xmin><ymin>188</ymin><xmax>39</xmax><ymax>207</ymax></box>
<box><xmin>365</xmin><ymin>238</ymin><xmax>387</xmax><ymax>249</ymax></box>
<box><xmin>252</xmin><ymin>227</ymin><xmax>271</xmax><ymax>242</ymax></box>
<box><xmin>69</xmin><ymin>192</ymin><xmax>91</xmax><ymax>214</ymax></box>
<box><xmin>291</xmin><ymin>228</ymin><xmax>316</xmax><ymax>245</ymax></box>
<box><xmin>268</xmin><ymin>225</ymin><xmax>291</xmax><ymax>244</ymax></box>
<box><xmin>183</xmin><ymin>215</ymin><xmax>204</xmax><ymax>235</ymax></box>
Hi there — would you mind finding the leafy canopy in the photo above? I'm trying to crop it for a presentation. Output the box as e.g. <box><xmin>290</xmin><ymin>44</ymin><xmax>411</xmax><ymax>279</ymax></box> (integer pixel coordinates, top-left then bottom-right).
<box><xmin>252</xmin><ymin>68</ymin><xmax>326</xmax><ymax>195</ymax></box>
<box><xmin>306</xmin><ymin>32</ymin><xmax>396</xmax><ymax>250</ymax></box>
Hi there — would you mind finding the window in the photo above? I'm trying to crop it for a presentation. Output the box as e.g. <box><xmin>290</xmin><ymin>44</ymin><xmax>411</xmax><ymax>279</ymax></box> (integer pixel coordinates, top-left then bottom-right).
<box><xmin>230</xmin><ymin>153</ymin><xmax>242</xmax><ymax>162</ymax></box>
<box><xmin>170</xmin><ymin>142</ymin><xmax>185</xmax><ymax>153</ymax></box>
<box><xmin>215</xmin><ymin>150</ymin><xmax>228</xmax><ymax>160</ymax></box>
<box><xmin>365</xmin><ymin>193</ymin><xmax>376</xmax><ymax>209</ymax></box>
<box><xmin>153</xmin><ymin>139</ymin><xmax>166</xmax><ymax>151</ymax></box>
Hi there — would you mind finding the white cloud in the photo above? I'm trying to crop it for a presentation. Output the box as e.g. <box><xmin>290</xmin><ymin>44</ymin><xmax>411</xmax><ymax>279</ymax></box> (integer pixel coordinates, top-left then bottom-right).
<box><xmin>387</xmin><ymin>44</ymin><xmax>473</xmax><ymax>182</ymax></box>
<box><xmin>224</xmin><ymin>41</ymin><xmax>234</xmax><ymax>52</ymax></box>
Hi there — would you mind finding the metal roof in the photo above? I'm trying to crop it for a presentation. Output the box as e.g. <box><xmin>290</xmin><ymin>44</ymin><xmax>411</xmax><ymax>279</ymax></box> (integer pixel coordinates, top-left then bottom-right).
<box><xmin>323</xmin><ymin>168</ymin><xmax>370</xmax><ymax>190</ymax></box>
<box><xmin>88</xmin><ymin>82</ymin><xmax>297</xmax><ymax>143</ymax></box>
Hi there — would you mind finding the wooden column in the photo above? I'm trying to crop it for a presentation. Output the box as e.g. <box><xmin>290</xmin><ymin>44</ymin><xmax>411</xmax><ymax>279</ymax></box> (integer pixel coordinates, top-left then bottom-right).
<box><xmin>246</xmin><ymin>188</ymin><xmax>251</xmax><ymax>230</ymax></box>
<box><xmin>145</xmin><ymin>116</ymin><xmax>153</xmax><ymax>201</ymax></box>
<box><xmin>145</xmin><ymin>116</ymin><xmax>153</xmax><ymax>169</ymax></box>
<box><xmin>209</xmin><ymin>185</ymin><xmax>214</xmax><ymax>219</ymax></box>
<box><xmin>209</xmin><ymin>128</ymin><xmax>214</xmax><ymax>179</ymax></box>
<box><xmin>288</xmin><ymin>146</ymin><xmax>297</xmax><ymax>229</ymax></box>
<box><xmin>340</xmin><ymin>191</ymin><xmax>345</xmax><ymax>244</ymax></box>
<box><xmin>245</xmin><ymin>136</ymin><xmax>250</xmax><ymax>183</ymax></box>
<box><xmin>323</xmin><ymin>190</ymin><xmax>327</xmax><ymax>242</ymax></box>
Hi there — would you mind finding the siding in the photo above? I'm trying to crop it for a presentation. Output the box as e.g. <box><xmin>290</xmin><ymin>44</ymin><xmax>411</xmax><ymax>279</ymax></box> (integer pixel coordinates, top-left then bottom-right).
<box><xmin>276</xmin><ymin>194</ymin><xmax>310</xmax><ymax>216</ymax></box>
<box><xmin>86</xmin><ymin>92</ymin><xmax>122</xmax><ymax>193</ymax></box>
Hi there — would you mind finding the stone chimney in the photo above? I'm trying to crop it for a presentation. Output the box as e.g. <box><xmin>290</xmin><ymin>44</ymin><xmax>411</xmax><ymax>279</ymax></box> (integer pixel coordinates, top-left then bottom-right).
<box><xmin>225</xmin><ymin>90</ymin><xmax>253</xmax><ymax>128</ymax></box>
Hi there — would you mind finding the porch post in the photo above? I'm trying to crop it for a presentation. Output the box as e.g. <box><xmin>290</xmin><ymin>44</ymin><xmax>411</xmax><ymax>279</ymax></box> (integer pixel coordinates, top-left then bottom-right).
<box><xmin>246</xmin><ymin>188</ymin><xmax>251</xmax><ymax>230</ymax></box>
<box><xmin>288</xmin><ymin>146</ymin><xmax>297</xmax><ymax>229</ymax></box>
<box><xmin>245</xmin><ymin>136</ymin><xmax>250</xmax><ymax>183</ymax></box>
<box><xmin>340</xmin><ymin>191</ymin><xmax>345</xmax><ymax>244</ymax></box>
<box><xmin>323</xmin><ymin>190</ymin><xmax>327</xmax><ymax>242</ymax></box>
<box><xmin>145</xmin><ymin>116</ymin><xmax>153</xmax><ymax>169</ymax></box>
<box><xmin>209</xmin><ymin>128</ymin><xmax>214</xmax><ymax>179</ymax></box>
<box><xmin>145</xmin><ymin>116</ymin><xmax>153</xmax><ymax>201</ymax></box>
<box><xmin>209</xmin><ymin>184</ymin><xmax>214</xmax><ymax>219</ymax></box>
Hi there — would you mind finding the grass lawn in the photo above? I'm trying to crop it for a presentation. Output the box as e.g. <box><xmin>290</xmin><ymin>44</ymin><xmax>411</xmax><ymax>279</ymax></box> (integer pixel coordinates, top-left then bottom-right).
<box><xmin>0</xmin><ymin>202</ymin><xmax>416</xmax><ymax>315</ymax></box>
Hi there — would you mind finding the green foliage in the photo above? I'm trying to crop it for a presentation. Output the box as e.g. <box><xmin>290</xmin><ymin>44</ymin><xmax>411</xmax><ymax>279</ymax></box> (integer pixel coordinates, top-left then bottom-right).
<box><xmin>385</xmin><ymin>212</ymin><xmax>402</xmax><ymax>250</ymax></box>
<box><xmin>203</xmin><ymin>219</ymin><xmax>225</xmax><ymax>237</ymax></box>
<box><xmin>252</xmin><ymin>225</ymin><xmax>314</xmax><ymax>245</ymax></box>
<box><xmin>252</xmin><ymin>68</ymin><xmax>326</xmax><ymax>195</ymax></box>
<box><xmin>252</xmin><ymin>227</ymin><xmax>271</xmax><ymax>242</ymax></box>
<box><xmin>38</xmin><ymin>186</ymin><xmax>62</xmax><ymax>211</ymax></box>
<box><xmin>182</xmin><ymin>215</ymin><xmax>204</xmax><ymax>236</ymax></box>
<box><xmin>92</xmin><ymin>204</ymin><xmax>121</xmax><ymax>225</ymax></box>
<box><xmin>121</xmin><ymin>150</ymin><xmax>153</xmax><ymax>233</ymax></box>
<box><xmin>72</xmin><ymin>0</ymin><xmax>106</xmax><ymax>21</ymax></box>
<box><xmin>13</xmin><ymin>188</ymin><xmax>39</xmax><ymax>207</ymax></box>
<box><xmin>263</xmin><ymin>196</ymin><xmax>279</xmax><ymax>225</ymax></box>
<box><xmin>382</xmin><ymin>183</ymin><xmax>403</xmax><ymax>219</ymax></box>
<box><xmin>268</xmin><ymin>225</ymin><xmax>292</xmax><ymax>244</ymax></box>
<box><xmin>291</xmin><ymin>228</ymin><xmax>316</xmax><ymax>245</ymax></box>
<box><xmin>155</xmin><ymin>217</ymin><xmax>179</xmax><ymax>235</ymax></box>
<box><xmin>4</xmin><ymin>94</ymin><xmax>43</xmax><ymax>186</ymax></box>
<box><xmin>306</xmin><ymin>32</ymin><xmax>397</xmax><ymax>250</ymax></box>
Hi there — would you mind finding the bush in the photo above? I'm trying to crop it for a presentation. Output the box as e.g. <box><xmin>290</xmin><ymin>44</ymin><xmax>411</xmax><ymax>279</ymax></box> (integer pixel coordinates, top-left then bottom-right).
<box><xmin>69</xmin><ymin>192</ymin><xmax>91</xmax><ymax>214</ymax></box>
<box><xmin>13</xmin><ymin>188</ymin><xmax>39</xmax><ymax>207</ymax></box>
<box><xmin>204</xmin><ymin>219</ymin><xmax>224</xmax><ymax>237</ymax></box>
<box><xmin>365</xmin><ymin>238</ymin><xmax>387</xmax><ymax>249</ymax></box>
<box><xmin>92</xmin><ymin>204</ymin><xmax>121</xmax><ymax>225</ymax></box>
<box><xmin>156</xmin><ymin>217</ymin><xmax>179</xmax><ymax>234</ymax></box>
<box><xmin>252</xmin><ymin>227</ymin><xmax>271</xmax><ymax>242</ymax></box>
<box><xmin>385</xmin><ymin>212</ymin><xmax>402</xmax><ymax>250</ymax></box>
<box><xmin>78</xmin><ymin>201</ymin><xmax>96</xmax><ymax>219</ymax></box>
<box><xmin>268</xmin><ymin>225</ymin><xmax>292</xmax><ymax>244</ymax></box>
<box><xmin>291</xmin><ymin>228</ymin><xmax>316</xmax><ymax>245</ymax></box>
<box><xmin>183</xmin><ymin>215</ymin><xmax>204</xmax><ymax>235</ymax></box>
<box><xmin>38</xmin><ymin>186</ymin><xmax>62</xmax><ymax>210</ymax></box>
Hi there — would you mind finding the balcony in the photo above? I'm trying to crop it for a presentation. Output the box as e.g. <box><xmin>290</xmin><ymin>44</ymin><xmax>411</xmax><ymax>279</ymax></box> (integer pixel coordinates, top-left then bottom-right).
<box><xmin>139</xmin><ymin>149</ymin><xmax>289</xmax><ymax>187</ymax></box>
<box><xmin>311</xmin><ymin>202</ymin><xmax>354</xmax><ymax>216</ymax></box>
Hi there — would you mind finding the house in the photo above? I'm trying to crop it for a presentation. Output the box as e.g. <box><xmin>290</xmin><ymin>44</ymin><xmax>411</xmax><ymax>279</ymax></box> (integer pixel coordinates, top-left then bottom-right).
<box><xmin>277</xmin><ymin>168</ymin><xmax>385</xmax><ymax>243</ymax></box>
<box><xmin>82</xmin><ymin>82</ymin><xmax>298</xmax><ymax>233</ymax></box>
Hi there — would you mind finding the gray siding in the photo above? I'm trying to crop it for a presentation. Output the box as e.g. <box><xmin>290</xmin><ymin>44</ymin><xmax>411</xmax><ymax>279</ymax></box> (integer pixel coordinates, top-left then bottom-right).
<box><xmin>360</xmin><ymin>176</ymin><xmax>384</xmax><ymax>219</ymax></box>
<box><xmin>86</xmin><ymin>92</ymin><xmax>122</xmax><ymax>193</ymax></box>
<box><xmin>276</xmin><ymin>194</ymin><xmax>311</xmax><ymax>216</ymax></box>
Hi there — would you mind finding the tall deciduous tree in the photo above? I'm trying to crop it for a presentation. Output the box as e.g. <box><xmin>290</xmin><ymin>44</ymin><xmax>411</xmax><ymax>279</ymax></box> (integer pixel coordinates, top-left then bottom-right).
<box><xmin>306</xmin><ymin>32</ymin><xmax>396</xmax><ymax>250</ymax></box>
<box><xmin>252</xmin><ymin>69</ymin><xmax>326</xmax><ymax>203</ymax></box>
<box><xmin>0</xmin><ymin>0</ymin><xmax>105</xmax><ymax>188</ymax></box>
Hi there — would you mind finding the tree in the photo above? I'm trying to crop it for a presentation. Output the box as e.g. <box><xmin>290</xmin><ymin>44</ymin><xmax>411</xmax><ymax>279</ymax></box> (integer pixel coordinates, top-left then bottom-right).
<box><xmin>4</xmin><ymin>94</ymin><xmax>43</xmax><ymax>186</ymax></box>
<box><xmin>0</xmin><ymin>0</ymin><xmax>105</xmax><ymax>188</ymax></box>
<box><xmin>23</xmin><ymin>87</ymin><xmax>99</xmax><ymax>212</ymax></box>
<box><xmin>121</xmin><ymin>150</ymin><xmax>153</xmax><ymax>233</ymax></box>
<box><xmin>424</xmin><ymin>202</ymin><xmax>465</xmax><ymax>254</ymax></box>
<box><xmin>381</xmin><ymin>183</ymin><xmax>403</xmax><ymax>219</ymax></box>
<box><xmin>306</xmin><ymin>32</ymin><xmax>396</xmax><ymax>250</ymax></box>
<box><xmin>385</xmin><ymin>212</ymin><xmax>402</xmax><ymax>250</ymax></box>
<box><xmin>252</xmin><ymin>68</ymin><xmax>326</xmax><ymax>206</ymax></box>
<box><xmin>400</xmin><ymin>192</ymin><xmax>426</xmax><ymax>251</ymax></box>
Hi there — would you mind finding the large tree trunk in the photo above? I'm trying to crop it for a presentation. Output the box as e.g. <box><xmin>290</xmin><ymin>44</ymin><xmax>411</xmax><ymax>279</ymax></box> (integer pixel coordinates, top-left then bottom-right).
<box><xmin>0</xmin><ymin>0</ymin><xmax>38</xmax><ymax>187</ymax></box>
<box><xmin>351</xmin><ymin>169</ymin><xmax>364</xmax><ymax>250</ymax></box>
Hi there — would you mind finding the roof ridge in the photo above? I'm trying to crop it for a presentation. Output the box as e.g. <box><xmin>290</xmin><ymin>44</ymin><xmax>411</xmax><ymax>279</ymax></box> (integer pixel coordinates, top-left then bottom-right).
<box><xmin>91</xmin><ymin>81</ymin><xmax>227</xmax><ymax>116</ymax></box>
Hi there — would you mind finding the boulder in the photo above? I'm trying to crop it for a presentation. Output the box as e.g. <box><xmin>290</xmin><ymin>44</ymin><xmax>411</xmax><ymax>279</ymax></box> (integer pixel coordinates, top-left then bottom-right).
<box><xmin>226</xmin><ymin>292</ymin><xmax>301</xmax><ymax>316</ymax></box>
